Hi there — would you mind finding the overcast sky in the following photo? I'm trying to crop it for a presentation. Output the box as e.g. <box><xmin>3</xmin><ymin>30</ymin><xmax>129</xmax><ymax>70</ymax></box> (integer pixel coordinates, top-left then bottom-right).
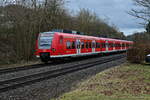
<box><xmin>66</xmin><ymin>0</ymin><xmax>145</xmax><ymax>36</ymax></box>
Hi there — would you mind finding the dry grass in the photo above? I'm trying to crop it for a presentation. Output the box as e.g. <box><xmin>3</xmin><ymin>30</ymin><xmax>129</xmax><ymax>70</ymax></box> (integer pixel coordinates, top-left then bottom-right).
<box><xmin>53</xmin><ymin>63</ymin><xmax>150</xmax><ymax>100</ymax></box>
<box><xmin>0</xmin><ymin>60</ymin><xmax>40</xmax><ymax>69</ymax></box>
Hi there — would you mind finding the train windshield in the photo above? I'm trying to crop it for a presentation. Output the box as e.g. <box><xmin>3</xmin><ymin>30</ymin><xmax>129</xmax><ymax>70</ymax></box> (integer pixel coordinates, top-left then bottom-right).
<box><xmin>38</xmin><ymin>33</ymin><xmax>54</xmax><ymax>49</ymax></box>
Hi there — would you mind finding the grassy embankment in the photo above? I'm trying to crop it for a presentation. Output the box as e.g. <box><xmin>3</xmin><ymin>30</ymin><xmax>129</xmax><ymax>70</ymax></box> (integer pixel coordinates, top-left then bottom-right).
<box><xmin>54</xmin><ymin>63</ymin><xmax>150</xmax><ymax>100</ymax></box>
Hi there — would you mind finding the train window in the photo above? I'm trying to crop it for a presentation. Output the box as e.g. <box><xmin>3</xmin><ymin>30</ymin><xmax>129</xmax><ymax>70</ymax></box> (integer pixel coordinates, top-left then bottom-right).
<box><xmin>86</xmin><ymin>42</ymin><xmax>89</xmax><ymax>48</ymax></box>
<box><xmin>102</xmin><ymin>43</ymin><xmax>106</xmax><ymax>48</ymax></box>
<box><xmin>114</xmin><ymin>44</ymin><xmax>116</xmax><ymax>47</ymax></box>
<box><xmin>110</xmin><ymin>43</ymin><xmax>113</xmax><ymax>48</ymax></box>
<box><xmin>81</xmin><ymin>42</ymin><xmax>84</xmax><ymax>49</ymax></box>
<box><xmin>113</xmin><ymin>43</ymin><xmax>115</xmax><ymax>47</ymax></box>
<box><xmin>117</xmin><ymin>44</ymin><xmax>119</xmax><ymax>47</ymax></box>
<box><xmin>102</xmin><ymin>43</ymin><xmax>104</xmax><ymax>48</ymax></box>
<box><xmin>122</xmin><ymin>43</ymin><xmax>125</xmax><ymax>47</ymax></box>
<box><xmin>96</xmin><ymin>42</ymin><xmax>98</xmax><ymax>48</ymax></box>
<box><xmin>92</xmin><ymin>42</ymin><xmax>96</xmax><ymax>48</ymax></box>
<box><xmin>108</xmin><ymin>43</ymin><xmax>110</xmax><ymax>47</ymax></box>
<box><xmin>89</xmin><ymin>42</ymin><xmax>92</xmax><ymax>48</ymax></box>
<box><xmin>66</xmin><ymin>41</ymin><xmax>71</xmax><ymax>49</ymax></box>
<box><xmin>108</xmin><ymin>43</ymin><xmax>111</xmax><ymax>48</ymax></box>
<box><xmin>98</xmin><ymin>43</ymin><xmax>101</xmax><ymax>48</ymax></box>
<box><xmin>116</xmin><ymin>44</ymin><xmax>120</xmax><ymax>47</ymax></box>
<box><xmin>127</xmin><ymin>44</ymin><xmax>129</xmax><ymax>47</ymax></box>
<box><xmin>119</xmin><ymin>44</ymin><xmax>121</xmax><ymax>47</ymax></box>
<box><xmin>72</xmin><ymin>41</ymin><xmax>75</xmax><ymax>49</ymax></box>
<box><xmin>96</xmin><ymin>42</ymin><xmax>100</xmax><ymax>48</ymax></box>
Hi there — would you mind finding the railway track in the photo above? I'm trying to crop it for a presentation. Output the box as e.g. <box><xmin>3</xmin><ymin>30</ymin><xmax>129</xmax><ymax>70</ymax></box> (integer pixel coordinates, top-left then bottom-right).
<box><xmin>0</xmin><ymin>54</ymin><xmax>126</xmax><ymax>93</ymax></box>
<box><xmin>0</xmin><ymin>63</ymin><xmax>48</xmax><ymax>75</ymax></box>
<box><xmin>0</xmin><ymin>54</ymin><xmax>105</xmax><ymax>75</ymax></box>
<box><xmin>0</xmin><ymin>57</ymin><xmax>86</xmax><ymax>75</ymax></box>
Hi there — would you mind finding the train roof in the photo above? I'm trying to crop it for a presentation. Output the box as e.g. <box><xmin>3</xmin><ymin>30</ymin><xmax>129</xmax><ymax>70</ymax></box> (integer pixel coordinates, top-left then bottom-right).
<box><xmin>55</xmin><ymin>32</ymin><xmax>133</xmax><ymax>43</ymax></box>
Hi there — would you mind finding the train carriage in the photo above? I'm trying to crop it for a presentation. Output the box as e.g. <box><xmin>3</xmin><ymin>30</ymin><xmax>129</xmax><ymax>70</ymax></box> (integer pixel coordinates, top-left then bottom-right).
<box><xmin>35</xmin><ymin>31</ymin><xmax>133</xmax><ymax>62</ymax></box>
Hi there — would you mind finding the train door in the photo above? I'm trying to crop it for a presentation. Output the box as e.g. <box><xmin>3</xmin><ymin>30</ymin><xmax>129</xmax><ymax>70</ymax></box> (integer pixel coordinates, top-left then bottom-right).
<box><xmin>113</xmin><ymin>41</ymin><xmax>115</xmax><ymax>51</ymax></box>
<box><xmin>124</xmin><ymin>43</ymin><xmax>127</xmax><ymax>50</ymax></box>
<box><xmin>92</xmin><ymin>40</ymin><xmax>96</xmax><ymax>52</ymax></box>
<box><xmin>106</xmin><ymin>40</ymin><xmax>108</xmax><ymax>51</ymax></box>
<box><xmin>120</xmin><ymin>43</ymin><xmax>122</xmax><ymax>50</ymax></box>
<box><xmin>76</xmin><ymin>39</ymin><xmax>81</xmax><ymax>54</ymax></box>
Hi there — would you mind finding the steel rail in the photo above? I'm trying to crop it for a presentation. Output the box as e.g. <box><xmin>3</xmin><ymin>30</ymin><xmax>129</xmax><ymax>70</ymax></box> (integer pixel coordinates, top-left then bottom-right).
<box><xmin>0</xmin><ymin>53</ymin><xmax>123</xmax><ymax>75</ymax></box>
<box><xmin>0</xmin><ymin>54</ymin><xmax>125</xmax><ymax>93</ymax></box>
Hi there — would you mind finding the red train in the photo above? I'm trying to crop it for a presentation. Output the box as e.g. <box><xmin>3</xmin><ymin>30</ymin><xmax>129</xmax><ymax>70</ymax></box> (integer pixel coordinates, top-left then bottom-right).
<box><xmin>35</xmin><ymin>30</ymin><xmax>133</xmax><ymax>62</ymax></box>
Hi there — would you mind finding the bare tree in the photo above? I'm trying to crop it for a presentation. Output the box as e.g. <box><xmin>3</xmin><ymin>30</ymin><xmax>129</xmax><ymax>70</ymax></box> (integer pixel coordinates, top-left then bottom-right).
<box><xmin>146</xmin><ymin>21</ymin><xmax>150</xmax><ymax>33</ymax></box>
<box><xmin>0</xmin><ymin>0</ymin><xmax>125</xmax><ymax>64</ymax></box>
<box><xmin>74</xmin><ymin>9</ymin><xmax>123</xmax><ymax>38</ymax></box>
<box><xmin>130</xmin><ymin>0</ymin><xmax>150</xmax><ymax>22</ymax></box>
<box><xmin>0</xmin><ymin>0</ymin><xmax>70</xmax><ymax>63</ymax></box>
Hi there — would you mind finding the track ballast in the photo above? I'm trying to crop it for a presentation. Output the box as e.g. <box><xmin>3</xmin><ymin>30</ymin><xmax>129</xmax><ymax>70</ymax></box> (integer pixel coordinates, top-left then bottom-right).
<box><xmin>0</xmin><ymin>54</ymin><xmax>125</xmax><ymax>93</ymax></box>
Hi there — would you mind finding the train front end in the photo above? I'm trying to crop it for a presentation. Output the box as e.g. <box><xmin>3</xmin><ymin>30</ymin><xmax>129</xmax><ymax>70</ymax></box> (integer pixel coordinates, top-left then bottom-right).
<box><xmin>35</xmin><ymin>32</ymin><xmax>55</xmax><ymax>62</ymax></box>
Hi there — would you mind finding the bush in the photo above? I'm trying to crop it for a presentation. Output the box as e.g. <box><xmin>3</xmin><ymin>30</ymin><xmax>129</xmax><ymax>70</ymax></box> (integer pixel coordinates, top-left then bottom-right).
<box><xmin>127</xmin><ymin>42</ymin><xmax>150</xmax><ymax>63</ymax></box>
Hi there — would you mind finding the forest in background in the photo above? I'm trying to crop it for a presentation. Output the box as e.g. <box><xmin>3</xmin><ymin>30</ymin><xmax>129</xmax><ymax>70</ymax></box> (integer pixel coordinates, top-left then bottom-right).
<box><xmin>0</xmin><ymin>0</ymin><xmax>149</xmax><ymax>65</ymax></box>
<box><xmin>0</xmin><ymin>0</ymin><xmax>126</xmax><ymax>64</ymax></box>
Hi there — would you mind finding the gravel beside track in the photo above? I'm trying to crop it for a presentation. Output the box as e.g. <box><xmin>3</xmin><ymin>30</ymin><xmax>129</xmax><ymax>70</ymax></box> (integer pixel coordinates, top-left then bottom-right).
<box><xmin>0</xmin><ymin>59</ymin><xmax>89</xmax><ymax>81</ymax></box>
<box><xmin>0</xmin><ymin>56</ymin><xmax>94</xmax><ymax>75</ymax></box>
<box><xmin>0</xmin><ymin>54</ymin><xmax>126</xmax><ymax>100</ymax></box>
<box><xmin>0</xmin><ymin>54</ymin><xmax>123</xmax><ymax>81</ymax></box>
